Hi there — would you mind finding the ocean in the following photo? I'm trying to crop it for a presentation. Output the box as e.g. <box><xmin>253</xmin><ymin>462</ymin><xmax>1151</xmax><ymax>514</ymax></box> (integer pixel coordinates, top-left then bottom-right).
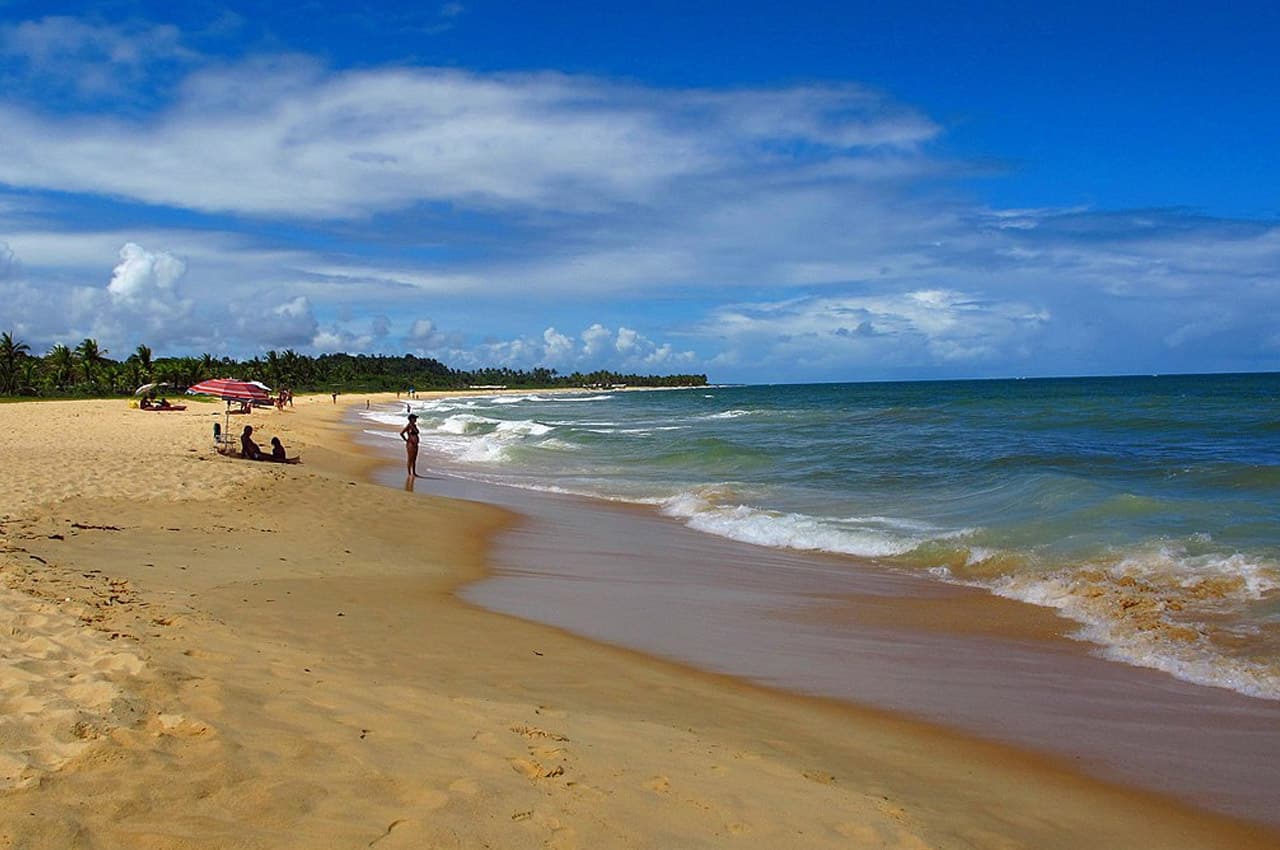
<box><xmin>360</xmin><ymin>373</ymin><xmax>1279</xmax><ymax>703</ymax></box>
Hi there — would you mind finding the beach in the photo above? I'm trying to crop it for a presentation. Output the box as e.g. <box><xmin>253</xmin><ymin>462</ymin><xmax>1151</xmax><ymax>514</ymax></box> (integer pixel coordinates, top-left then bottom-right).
<box><xmin>2</xmin><ymin>394</ymin><xmax>1277</xmax><ymax>849</ymax></box>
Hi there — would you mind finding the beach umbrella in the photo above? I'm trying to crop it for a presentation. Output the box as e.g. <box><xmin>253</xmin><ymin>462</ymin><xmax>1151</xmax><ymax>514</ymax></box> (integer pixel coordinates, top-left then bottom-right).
<box><xmin>187</xmin><ymin>379</ymin><xmax>273</xmax><ymax>448</ymax></box>
<box><xmin>133</xmin><ymin>381</ymin><xmax>171</xmax><ymax>396</ymax></box>
<box><xmin>186</xmin><ymin>378</ymin><xmax>272</xmax><ymax>403</ymax></box>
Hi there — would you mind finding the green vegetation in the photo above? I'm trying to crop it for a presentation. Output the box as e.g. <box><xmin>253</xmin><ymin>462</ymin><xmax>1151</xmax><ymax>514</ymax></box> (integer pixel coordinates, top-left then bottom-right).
<box><xmin>0</xmin><ymin>332</ymin><xmax>708</xmax><ymax>398</ymax></box>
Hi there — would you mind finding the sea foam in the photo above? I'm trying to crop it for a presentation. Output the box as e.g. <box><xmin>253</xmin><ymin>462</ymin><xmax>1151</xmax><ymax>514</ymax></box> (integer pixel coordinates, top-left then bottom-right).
<box><xmin>659</xmin><ymin>490</ymin><xmax>944</xmax><ymax>559</ymax></box>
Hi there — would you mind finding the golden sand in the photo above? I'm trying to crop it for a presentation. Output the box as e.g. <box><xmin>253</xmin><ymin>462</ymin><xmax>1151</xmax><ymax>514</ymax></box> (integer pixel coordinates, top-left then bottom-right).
<box><xmin>1</xmin><ymin>394</ymin><xmax>1275</xmax><ymax>849</ymax></box>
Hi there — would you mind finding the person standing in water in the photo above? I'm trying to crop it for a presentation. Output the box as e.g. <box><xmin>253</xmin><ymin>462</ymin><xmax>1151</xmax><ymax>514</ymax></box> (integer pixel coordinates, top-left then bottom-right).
<box><xmin>400</xmin><ymin>413</ymin><xmax>420</xmax><ymax>477</ymax></box>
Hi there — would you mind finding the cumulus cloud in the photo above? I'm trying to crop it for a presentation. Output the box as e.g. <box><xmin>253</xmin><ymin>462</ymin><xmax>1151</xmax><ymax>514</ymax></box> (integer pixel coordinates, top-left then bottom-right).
<box><xmin>266</xmin><ymin>296</ymin><xmax>321</xmax><ymax>347</ymax></box>
<box><xmin>107</xmin><ymin>241</ymin><xmax>185</xmax><ymax>306</ymax></box>
<box><xmin>615</xmin><ymin>327</ymin><xmax>640</xmax><ymax>354</ymax></box>
<box><xmin>581</xmin><ymin>323</ymin><xmax>611</xmax><ymax>356</ymax></box>
<box><xmin>541</xmin><ymin>327</ymin><xmax>575</xmax><ymax>363</ymax></box>
<box><xmin>401</xmin><ymin>318</ymin><xmax>470</xmax><ymax>358</ymax></box>
<box><xmin>404</xmin><ymin>318</ymin><xmax>440</xmax><ymax>345</ymax></box>
<box><xmin>95</xmin><ymin>241</ymin><xmax>194</xmax><ymax>341</ymax></box>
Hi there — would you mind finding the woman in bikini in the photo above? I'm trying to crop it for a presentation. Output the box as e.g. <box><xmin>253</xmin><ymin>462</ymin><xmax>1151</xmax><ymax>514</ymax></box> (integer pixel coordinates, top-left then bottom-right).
<box><xmin>400</xmin><ymin>413</ymin><xmax>420</xmax><ymax>477</ymax></box>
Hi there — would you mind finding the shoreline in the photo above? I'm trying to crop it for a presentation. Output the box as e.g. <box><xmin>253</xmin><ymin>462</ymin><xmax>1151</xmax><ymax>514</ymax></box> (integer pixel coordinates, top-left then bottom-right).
<box><xmin>1</xmin><ymin>393</ymin><xmax>1276</xmax><ymax>848</ymax></box>
<box><xmin>356</xmin><ymin>393</ymin><xmax>1280</xmax><ymax>824</ymax></box>
<box><xmin>366</xmin><ymin>422</ymin><xmax>1280</xmax><ymax>824</ymax></box>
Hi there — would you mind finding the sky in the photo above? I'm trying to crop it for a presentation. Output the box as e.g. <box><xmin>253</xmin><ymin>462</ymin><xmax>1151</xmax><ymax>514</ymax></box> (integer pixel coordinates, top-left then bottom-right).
<box><xmin>0</xmin><ymin>1</ymin><xmax>1277</xmax><ymax>383</ymax></box>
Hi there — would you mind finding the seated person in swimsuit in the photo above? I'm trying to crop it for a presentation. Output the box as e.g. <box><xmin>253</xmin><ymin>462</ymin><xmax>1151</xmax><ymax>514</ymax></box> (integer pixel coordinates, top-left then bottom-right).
<box><xmin>270</xmin><ymin>437</ymin><xmax>287</xmax><ymax>462</ymax></box>
<box><xmin>240</xmin><ymin>425</ymin><xmax>264</xmax><ymax>459</ymax></box>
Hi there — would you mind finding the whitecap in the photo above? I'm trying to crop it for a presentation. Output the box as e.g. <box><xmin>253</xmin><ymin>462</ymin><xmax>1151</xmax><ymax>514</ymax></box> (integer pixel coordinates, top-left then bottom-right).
<box><xmin>659</xmin><ymin>492</ymin><xmax>925</xmax><ymax>559</ymax></box>
<box><xmin>436</xmin><ymin>413</ymin><xmax>500</xmax><ymax>435</ymax></box>
<box><xmin>495</xmin><ymin>419</ymin><xmax>554</xmax><ymax>437</ymax></box>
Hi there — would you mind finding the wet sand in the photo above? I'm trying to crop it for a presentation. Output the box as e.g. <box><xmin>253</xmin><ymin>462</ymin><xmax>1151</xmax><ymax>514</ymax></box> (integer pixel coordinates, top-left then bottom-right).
<box><xmin>371</xmin><ymin>426</ymin><xmax>1280</xmax><ymax>827</ymax></box>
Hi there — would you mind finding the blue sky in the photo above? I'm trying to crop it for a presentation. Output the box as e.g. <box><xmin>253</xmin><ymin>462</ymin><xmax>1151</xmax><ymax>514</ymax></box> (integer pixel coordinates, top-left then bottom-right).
<box><xmin>1</xmin><ymin>1</ymin><xmax>1277</xmax><ymax>382</ymax></box>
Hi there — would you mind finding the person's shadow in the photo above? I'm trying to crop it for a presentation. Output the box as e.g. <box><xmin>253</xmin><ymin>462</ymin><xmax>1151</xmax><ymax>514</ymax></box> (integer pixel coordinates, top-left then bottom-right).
<box><xmin>404</xmin><ymin>475</ymin><xmax>416</xmax><ymax>492</ymax></box>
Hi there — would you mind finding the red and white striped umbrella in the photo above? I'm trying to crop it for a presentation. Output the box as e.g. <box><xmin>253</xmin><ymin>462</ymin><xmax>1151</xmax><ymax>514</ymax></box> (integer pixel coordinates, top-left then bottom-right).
<box><xmin>186</xmin><ymin>378</ymin><xmax>272</xmax><ymax>402</ymax></box>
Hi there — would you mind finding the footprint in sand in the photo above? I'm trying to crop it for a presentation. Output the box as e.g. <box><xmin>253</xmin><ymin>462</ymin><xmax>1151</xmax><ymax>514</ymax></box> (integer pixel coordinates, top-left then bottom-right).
<box><xmin>151</xmin><ymin>713</ymin><xmax>212</xmax><ymax>737</ymax></box>
<box><xmin>645</xmin><ymin>775</ymin><xmax>671</xmax><ymax>794</ymax></box>
<box><xmin>0</xmin><ymin>585</ymin><xmax>149</xmax><ymax>788</ymax></box>
<box><xmin>510</xmin><ymin>723</ymin><xmax>569</xmax><ymax>742</ymax></box>
<box><xmin>510</xmin><ymin>757</ymin><xmax>565</xmax><ymax>780</ymax></box>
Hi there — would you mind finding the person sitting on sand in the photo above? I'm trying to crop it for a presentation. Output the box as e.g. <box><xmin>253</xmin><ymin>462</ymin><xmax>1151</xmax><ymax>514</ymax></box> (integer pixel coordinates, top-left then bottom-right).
<box><xmin>270</xmin><ymin>436</ymin><xmax>287</xmax><ymax>462</ymax></box>
<box><xmin>241</xmin><ymin>425</ymin><xmax>263</xmax><ymax>460</ymax></box>
<box><xmin>140</xmin><ymin>397</ymin><xmax>154</xmax><ymax>409</ymax></box>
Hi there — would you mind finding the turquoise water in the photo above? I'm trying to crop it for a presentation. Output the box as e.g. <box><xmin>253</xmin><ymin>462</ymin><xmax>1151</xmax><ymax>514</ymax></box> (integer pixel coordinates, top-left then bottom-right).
<box><xmin>360</xmin><ymin>373</ymin><xmax>1280</xmax><ymax>700</ymax></box>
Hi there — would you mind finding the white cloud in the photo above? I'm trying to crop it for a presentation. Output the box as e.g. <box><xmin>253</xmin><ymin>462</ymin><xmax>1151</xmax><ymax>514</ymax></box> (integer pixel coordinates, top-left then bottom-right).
<box><xmin>0</xmin><ymin>62</ymin><xmax>937</xmax><ymax>219</ymax></box>
<box><xmin>107</xmin><ymin>241</ymin><xmax>186</xmax><ymax>307</ymax></box>
<box><xmin>581</xmin><ymin>323</ymin><xmax>611</xmax><ymax>356</ymax></box>
<box><xmin>402</xmin><ymin>317</ymin><xmax>464</xmax><ymax>356</ymax></box>
<box><xmin>0</xmin><ymin>16</ymin><xmax>193</xmax><ymax>97</ymax></box>
<box><xmin>541</xmin><ymin>327</ymin><xmax>575</xmax><ymax>363</ymax></box>
<box><xmin>407</xmin><ymin>319</ymin><xmax>436</xmax><ymax>340</ymax></box>
<box><xmin>699</xmin><ymin>290</ymin><xmax>1052</xmax><ymax>378</ymax></box>
<box><xmin>48</xmin><ymin>242</ymin><xmax>194</xmax><ymax>351</ymax></box>
<box><xmin>267</xmin><ymin>296</ymin><xmax>321</xmax><ymax>347</ymax></box>
<box><xmin>615</xmin><ymin>327</ymin><xmax>639</xmax><ymax>354</ymax></box>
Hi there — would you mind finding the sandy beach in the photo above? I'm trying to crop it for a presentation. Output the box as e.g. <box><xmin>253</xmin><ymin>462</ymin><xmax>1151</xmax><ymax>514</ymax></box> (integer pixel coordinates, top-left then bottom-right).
<box><xmin>2</xmin><ymin>394</ymin><xmax>1276</xmax><ymax>849</ymax></box>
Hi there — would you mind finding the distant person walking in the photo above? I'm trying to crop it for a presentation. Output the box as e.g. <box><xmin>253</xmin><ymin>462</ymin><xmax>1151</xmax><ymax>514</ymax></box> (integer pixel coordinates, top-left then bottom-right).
<box><xmin>400</xmin><ymin>413</ymin><xmax>420</xmax><ymax>477</ymax></box>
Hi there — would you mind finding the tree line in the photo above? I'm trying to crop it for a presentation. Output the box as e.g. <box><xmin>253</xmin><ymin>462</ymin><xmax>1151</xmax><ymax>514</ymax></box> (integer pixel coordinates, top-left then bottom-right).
<box><xmin>0</xmin><ymin>332</ymin><xmax>708</xmax><ymax>398</ymax></box>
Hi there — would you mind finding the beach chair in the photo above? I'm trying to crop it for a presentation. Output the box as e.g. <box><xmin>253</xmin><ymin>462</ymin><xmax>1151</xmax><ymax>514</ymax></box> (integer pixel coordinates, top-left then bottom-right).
<box><xmin>213</xmin><ymin>422</ymin><xmax>234</xmax><ymax>452</ymax></box>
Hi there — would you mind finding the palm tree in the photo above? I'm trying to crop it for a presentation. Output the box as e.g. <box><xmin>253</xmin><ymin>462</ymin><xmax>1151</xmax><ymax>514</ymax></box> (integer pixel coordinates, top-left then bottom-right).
<box><xmin>18</xmin><ymin>358</ymin><xmax>41</xmax><ymax>395</ymax></box>
<box><xmin>281</xmin><ymin>348</ymin><xmax>305</xmax><ymax>387</ymax></box>
<box><xmin>178</xmin><ymin>356</ymin><xmax>202</xmax><ymax>388</ymax></box>
<box><xmin>134</xmin><ymin>344</ymin><xmax>153</xmax><ymax>379</ymax></box>
<box><xmin>45</xmin><ymin>343</ymin><xmax>75</xmax><ymax>391</ymax></box>
<box><xmin>0</xmin><ymin>331</ymin><xmax>31</xmax><ymax>395</ymax></box>
<box><xmin>122</xmin><ymin>356</ymin><xmax>145</xmax><ymax>391</ymax></box>
<box><xmin>75</xmin><ymin>337</ymin><xmax>108</xmax><ymax>389</ymax></box>
<box><xmin>264</xmin><ymin>350</ymin><xmax>282</xmax><ymax>388</ymax></box>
